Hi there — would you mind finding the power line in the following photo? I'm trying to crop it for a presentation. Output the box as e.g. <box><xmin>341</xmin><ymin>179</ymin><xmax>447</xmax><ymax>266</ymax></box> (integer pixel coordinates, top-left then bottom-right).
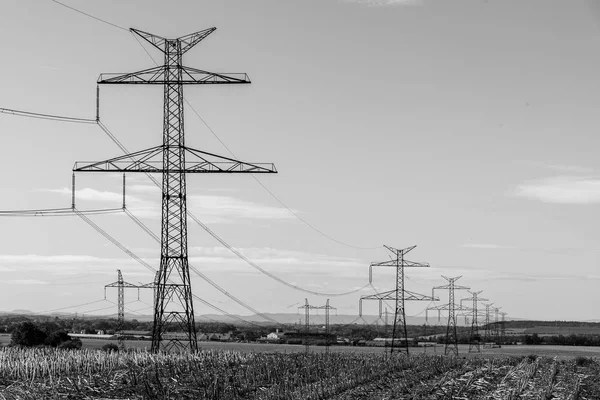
<box><xmin>0</xmin><ymin>105</ymin><xmax>283</xmax><ymax>326</ymax></box>
<box><xmin>187</xmin><ymin>210</ymin><xmax>371</xmax><ymax>297</ymax></box>
<box><xmin>2</xmin><ymin>37</ymin><xmax>375</xmax><ymax>295</ymax></box>
<box><xmin>49</xmin><ymin>0</ymin><xmax>380</xmax><ymax>251</ymax></box>
<box><xmin>132</xmin><ymin>34</ymin><xmax>378</xmax><ymax>251</ymax></box>
<box><xmin>50</xmin><ymin>0</ymin><xmax>128</xmax><ymax>32</ymax></box>
<box><xmin>40</xmin><ymin>299</ymin><xmax>107</xmax><ymax>314</ymax></box>
<box><xmin>0</xmin><ymin>107</ymin><xmax>96</xmax><ymax>124</ymax></box>
<box><xmin>124</xmin><ymin>208</ymin><xmax>284</xmax><ymax>326</ymax></box>
<box><xmin>0</xmin><ymin>207</ymin><xmax>123</xmax><ymax>217</ymax></box>
<box><xmin>96</xmin><ymin>121</ymin><xmax>368</xmax><ymax>297</ymax></box>
<box><xmin>74</xmin><ymin>209</ymin><xmax>263</xmax><ymax>327</ymax></box>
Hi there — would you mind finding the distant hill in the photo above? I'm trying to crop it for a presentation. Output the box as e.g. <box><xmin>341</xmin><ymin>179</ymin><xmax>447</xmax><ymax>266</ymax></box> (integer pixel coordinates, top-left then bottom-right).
<box><xmin>196</xmin><ymin>313</ymin><xmax>472</xmax><ymax>327</ymax></box>
<box><xmin>10</xmin><ymin>309</ymin><xmax>33</xmax><ymax>315</ymax></box>
<box><xmin>7</xmin><ymin>310</ymin><xmax>600</xmax><ymax>330</ymax></box>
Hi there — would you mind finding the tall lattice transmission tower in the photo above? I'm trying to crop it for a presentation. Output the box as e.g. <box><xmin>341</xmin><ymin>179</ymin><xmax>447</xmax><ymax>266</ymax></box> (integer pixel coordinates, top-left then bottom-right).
<box><xmin>360</xmin><ymin>245</ymin><xmax>436</xmax><ymax>354</ymax></box>
<box><xmin>428</xmin><ymin>276</ymin><xmax>470</xmax><ymax>356</ymax></box>
<box><xmin>105</xmin><ymin>270</ymin><xmax>156</xmax><ymax>349</ymax></box>
<box><xmin>482</xmin><ymin>303</ymin><xmax>494</xmax><ymax>348</ymax></box>
<box><xmin>104</xmin><ymin>270</ymin><xmax>139</xmax><ymax>350</ymax></box>
<box><xmin>459</xmin><ymin>290</ymin><xmax>488</xmax><ymax>353</ymax></box>
<box><xmin>74</xmin><ymin>28</ymin><xmax>277</xmax><ymax>352</ymax></box>
<box><xmin>318</xmin><ymin>299</ymin><xmax>336</xmax><ymax>353</ymax></box>
<box><xmin>298</xmin><ymin>299</ymin><xmax>335</xmax><ymax>353</ymax></box>
<box><xmin>493</xmin><ymin>306</ymin><xmax>501</xmax><ymax>343</ymax></box>
<box><xmin>499</xmin><ymin>311</ymin><xmax>508</xmax><ymax>344</ymax></box>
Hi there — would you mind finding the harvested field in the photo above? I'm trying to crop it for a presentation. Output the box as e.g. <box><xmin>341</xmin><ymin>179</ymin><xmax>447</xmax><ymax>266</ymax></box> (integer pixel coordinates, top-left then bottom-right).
<box><xmin>0</xmin><ymin>347</ymin><xmax>598</xmax><ymax>399</ymax></box>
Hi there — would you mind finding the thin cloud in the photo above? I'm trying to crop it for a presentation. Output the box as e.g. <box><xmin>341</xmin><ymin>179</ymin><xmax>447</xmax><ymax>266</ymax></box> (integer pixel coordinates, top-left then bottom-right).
<box><xmin>515</xmin><ymin>176</ymin><xmax>600</xmax><ymax>204</ymax></box>
<box><xmin>45</xmin><ymin>187</ymin><xmax>295</xmax><ymax>223</ymax></box>
<box><xmin>188</xmin><ymin>246</ymin><xmax>366</xmax><ymax>277</ymax></box>
<box><xmin>188</xmin><ymin>195</ymin><xmax>296</xmax><ymax>222</ymax></box>
<box><xmin>128</xmin><ymin>185</ymin><xmax>160</xmax><ymax>194</ymax></box>
<box><xmin>0</xmin><ymin>254</ymin><xmax>143</xmax><ymax>275</ymax></box>
<box><xmin>190</xmin><ymin>246</ymin><xmax>364</xmax><ymax>268</ymax></box>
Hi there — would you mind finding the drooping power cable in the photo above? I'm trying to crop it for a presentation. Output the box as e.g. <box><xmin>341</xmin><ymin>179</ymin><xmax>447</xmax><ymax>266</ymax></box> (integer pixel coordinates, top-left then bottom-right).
<box><xmin>124</xmin><ymin>208</ymin><xmax>284</xmax><ymax>325</ymax></box>
<box><xmin>74</xmin><ymin>209</ymin><xmax>263</xmax><ymax>327</ymax></box>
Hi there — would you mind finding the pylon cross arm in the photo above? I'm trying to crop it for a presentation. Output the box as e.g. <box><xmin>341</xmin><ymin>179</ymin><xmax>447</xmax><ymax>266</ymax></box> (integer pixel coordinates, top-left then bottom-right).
<box><xmin>361</xmin><ymin>289</ymin><xmax>396</xmax><ymax>301</ymax></box>
<box><xmin>403</xmin><ymin>260</ymin><xmax>430</xmax><ymax>268</ymax></box>
<box><xmin>453</xmin><ymin>285</ymin><xmax>471</xmax><ymax>290</ymax></box>
<box><xmin>370</xmin><ymin>260</ymin><xmax>396</xmax><ymax>267</ymax></box>
<box><xmin>404</xmin><ymin>290</ymin><xmax>438</xmax><ymax>301</ymax></box>
<box><xmin>98</xmin><ymin>66</ymin><xmax>250</xmax><ymax>85</ymax></box>
<box><xmin>131</xmin><ymin>27</ymin><xmax>216</xmax><ymax>55</ymax></box>
<box><xmin>105</xmin><ymin>282</ymin><xmax>139</xmax><ymax>288</ymax></box>
<box><xmin>74</xmin><ymin>145</ymin><xmax>277</xmax><ymax>174</ymax></box>
<box><xmin>383</xmin><ymin>244</ymin><xmax>416</xmax><ymax>254</ymax></box>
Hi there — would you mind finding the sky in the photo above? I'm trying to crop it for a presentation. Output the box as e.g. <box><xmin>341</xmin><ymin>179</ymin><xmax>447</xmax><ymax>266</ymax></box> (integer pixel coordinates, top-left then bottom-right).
<box><xmin>1</xmin><ymin>0</ymin><xmax>600</xmax><ymax>322</ymax></box>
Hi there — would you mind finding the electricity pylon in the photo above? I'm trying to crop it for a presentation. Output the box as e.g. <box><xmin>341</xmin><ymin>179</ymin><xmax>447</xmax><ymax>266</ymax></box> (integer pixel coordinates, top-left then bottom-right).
<box><xmin>429</xmin><ymin>276</ymin><xmax>470</xmax><ymax>356</ymax></box>
<box><xmin>499</xmin><ymin>311</ymin><xmax>508</xmax><ymax>344</ymax></box>
<box><xmin>482</xmin><ymin>303</ymin><xmax>494</xmax><ymax>348</ymax></box>
<box><xmin>459</xmin><ymin>290</ymin><xmax>488</xmax><ymax>353</ymax></box>
<box><xmin>104</xmin><ymin>270</ymin><xmax>141</xmax><ymax>350</ymax></box>
<box><xmin>359</xmin><ymin>245</ymin><xmax>437</xmax><ymax>354</ymax></box>
<box><xmin>299</xmin><ymin>299</ymin><xmax>335</xmax><ymax>353</ymax></box>
<box><xmin>316</xmin><ymin>299</ymin><xmax>336</xmax><ymax>353</ymax></box>
<box><xmin>74</xmin><ymin>28</ymin><xmax>277</xmax><ymax>352</ymax></box>
<box><xmin>493</xmin><ymin>306</ymin><xmax>502</xmax><ymax>343</ymax></box>
<box><xmin>299</xmin><ymin>299</ymin><xmax>316</xmax><ymax>352</ymax></box>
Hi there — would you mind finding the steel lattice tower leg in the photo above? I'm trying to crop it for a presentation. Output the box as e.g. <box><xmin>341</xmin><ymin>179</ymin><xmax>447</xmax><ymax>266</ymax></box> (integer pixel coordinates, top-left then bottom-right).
<box><xmin>483</xmin><ymin>303</ymin><xmax>494</xmax><ymax>349</ymax></box>
<box><xmin>391</xmin><ymin>250</ymin><xmax>408</xmax><ymax>354</ymax></box>
<box><xmin>444</xmin><ymin>278</ymin><xmax>458</xmax><ymax>356</ymax></box>
<box><xmin>325</xmin><ymin>299</ymin><xmax>330</xmax><ymax>354</ymax></box>
<box><xmin>468</xmin><ymin>291</ymin><xmax>482</xmax><ymax>353</ymax></box>
<box><xmin>151</xmin><ymin>40</ymin><xmax>197</xmax><ymax>353</ymax></box>
<box><xmin>500</xmin><ymin>312</ymin><xmax>507</xmax><ymax>345</ymax></box>
<box><xmin>117</xmin><ymin>270</ymin><xmax>125</xmax><ymax>350</ymax></box>
<box><xmin>105</xmin><ymin>270</ymin><xmax>150</xmax><ymax>351</ymax></box>
<box><xmin>362</xmin><ymin>245</ymin><xmax>433</xmax><ymax>355</ymax></box>
<box><xmin>494</xmin><ymin>307</ymin><xmax>501</xmax><ymax>343</ymax></box>
<box><xmin>304</xmin><ymin>299</ymin><xmax>310</xmax><ymax>353</ymax></box>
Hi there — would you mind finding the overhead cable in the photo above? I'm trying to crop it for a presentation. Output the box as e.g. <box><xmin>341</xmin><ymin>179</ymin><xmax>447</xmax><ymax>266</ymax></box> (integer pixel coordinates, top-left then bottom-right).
<box><xmin>130</xmin><ymin>26</ymin><xmax>379</xmax><ymax>251</ymax></box>
<box><xmin>0</xmin><ymin>107</ymin><xmax>96</xmax><ymax>124</ymax></box>
<box><xmin>188</xmin><ymin>211</ymin><xmax>371</xmax><ymax>297</ymax></box>
<box><xmin>49</xmin><ymin>0</ymin><xmax>379</xmax><ymax>251</ymax></box>
<box><xmin>74</xmin><ymin>209</ymin><xmax>263</xmax><ymax>327</ymax></box>
<box><xmin>124</xmin><ymin>208</ymin><xmax>283</xmax><ymax>325</ymax></box>
<box><xmin>0</xmin><ymin>207</ymin><xmax>123</xmax><ymax>217</ymax></box>
<box><xmin>96</xmin><ymin>122</ymin><xmax>368</xmax><ymax>297</ymax></box>
<box><xmin>50</xmin><ymin>0</ymin><xmax>129</xmax><ymax>32</ymax></box>
<box><xmin>40</xmin><ymin>299</ymin><xmax>108</xmax><ymax>314</ymax></box>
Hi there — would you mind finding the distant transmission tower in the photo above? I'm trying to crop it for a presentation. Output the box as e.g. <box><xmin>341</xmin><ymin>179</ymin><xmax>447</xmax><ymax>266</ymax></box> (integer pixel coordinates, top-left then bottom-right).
<box><xmin>299</xmin><ymin>299</ymin><xmax>315</xmax><ymax>352</ymax></box>
<box><xmin>459</xmin><ymin>290</ymin><xmax>488</xmax><ymax>353</ymax></box>
<box><xmin>104</xmin><ymin>270</ymin><xmax>141</xmax><ymax>350</ymax></box>
<box><xmin>429</xmin><ymin>276</ymin><xmax>470</xmax><ymax>356</ymax></box>
<box><xmin>299</xmin><ymin>299</ymin><xmax>335</xmax><ymax>353</ymax></box>
<box><xmin>493</xmin><ymin>306</ymin><xmax>501</xmax><ymax>343</ymax></box>
<box><xmin>74</xmin><ymin>28</ymin><xmax>277</xmax><ymax>352</ymax></box>
<box><xmin>360</xmin><ymin>245</ymin><xmax>436</xmax><ymax>354</ymax></box>
<box><xmin>499</xmin><ymin>311</ymin><xmax>508</xmax><ymax>344</ymax></box>
<box><xmin>482</xmin><ymin>303</ymin><xmax>494</xmax><ymax>348</ymax></box>
<box><xmin>316</xmin><ymin>299</ymin><xmax>335</xmax><ymax>353</ymax></box>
